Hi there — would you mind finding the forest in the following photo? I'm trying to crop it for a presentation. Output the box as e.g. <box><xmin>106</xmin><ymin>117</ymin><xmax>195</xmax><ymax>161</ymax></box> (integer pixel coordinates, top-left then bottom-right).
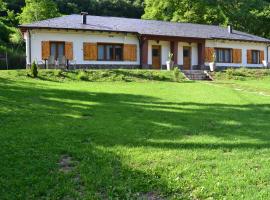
<box><xmin>0</xmin><ymin>0</ymin><xmax>270</xmax><ymax>68</ymax></box>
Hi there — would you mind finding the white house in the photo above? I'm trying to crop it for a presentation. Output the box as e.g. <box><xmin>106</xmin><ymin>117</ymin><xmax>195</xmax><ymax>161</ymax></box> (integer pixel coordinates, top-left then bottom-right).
<box><xmin>19</xmin><ymin>13</ymin><xmax>270</xmax><ymax>70</ymax></box>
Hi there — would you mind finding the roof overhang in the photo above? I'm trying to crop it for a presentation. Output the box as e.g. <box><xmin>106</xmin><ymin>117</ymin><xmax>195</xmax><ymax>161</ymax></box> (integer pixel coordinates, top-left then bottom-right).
<box><xmin>18</xmin><ymin>25</ymin><xmax>138</xmax><ymax>35</ymax></box>
<box><xmin>209</xmin><ymin>37</ymin><xmax>270</xmax><ymax>44</ymax></box>
<box><xmin>141</xmin><ymin>34</ymin><xmax>206</xmax><ymax>43</ymax></box>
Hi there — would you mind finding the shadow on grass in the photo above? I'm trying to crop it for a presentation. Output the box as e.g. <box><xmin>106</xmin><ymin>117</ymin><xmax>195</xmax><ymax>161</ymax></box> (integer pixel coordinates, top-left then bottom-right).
<box><xmin>1</xmin><ymin>77</ymin><xmax>270</xmax><ymax>198</ymax></box>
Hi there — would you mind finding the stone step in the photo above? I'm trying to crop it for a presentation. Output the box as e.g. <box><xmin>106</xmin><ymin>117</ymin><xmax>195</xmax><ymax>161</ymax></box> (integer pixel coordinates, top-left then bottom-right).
<box><xmin>182</xmin><ymin>70</ymin><xmax>207</xmax><ymax>74</ymax></box>
<box><xmin>182</xmin><ymin>70</ymin><xmax>212</xmax><ymax>81</ymax></box>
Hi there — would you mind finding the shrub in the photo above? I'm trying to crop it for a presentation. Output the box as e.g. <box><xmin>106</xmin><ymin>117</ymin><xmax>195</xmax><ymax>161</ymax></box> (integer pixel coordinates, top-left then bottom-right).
<box><xmin>173</xmin><ymin>66</ymin><xmax>180</xmax><ymax>82</ymax></box>
<box><xmin>31</xmin><ymin>62</ymin><xmax>38</xmax><ymax>78</ymax></box>
<box><xmin>226</xmin><ymin>68</ymin><xmax>234</xmax><ymax>79</ymax></box>
<box><xmin>54</xmin><ymin>69</ymin><xmax>63</xmax><ymax>77</ymax></box>
<box><xmin>77</xmin><ymin>70</ymin><xmax>88</xmax><ymax>81</ymax></box>
<box><xmin>233</xmin><ymin>67</ymin><xmax>250</xmax><ymax>77</ymax></box>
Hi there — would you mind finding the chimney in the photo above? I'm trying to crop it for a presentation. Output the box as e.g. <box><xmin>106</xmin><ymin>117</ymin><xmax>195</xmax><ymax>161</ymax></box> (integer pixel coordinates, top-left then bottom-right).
<box><xmin>228</xmin><ymin>25</ymin><xmax>233</xmax><ymax>34</ymax></box>
<box><xmin>81</xmin><ymin>12</ymin><xmax>88</xmax><ymax>24</ymax></box>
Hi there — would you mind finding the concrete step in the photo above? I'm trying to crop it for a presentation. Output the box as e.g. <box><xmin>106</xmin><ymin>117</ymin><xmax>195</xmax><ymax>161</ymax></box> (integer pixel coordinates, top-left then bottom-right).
<box><xmin>182</xmin><ymin>70</ymin><xmax>212</xmax><ymax>81</ymax></box>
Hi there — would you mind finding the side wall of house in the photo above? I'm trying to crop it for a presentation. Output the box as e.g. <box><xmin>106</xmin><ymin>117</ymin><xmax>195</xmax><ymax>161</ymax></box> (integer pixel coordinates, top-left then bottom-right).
<box><xmin>205</xmin><ymin>40</ymin><xmax>269</xmax><ymax>68</ymax></box>
<box><xmin>26</xmin><ymin>29</ymin><xmax>140</xmax><ymax>67</ymax></box>
<box><xmin>24</xmin><ymin>31</ymin><xmax>30</xmax><ymax>65</ymax></box>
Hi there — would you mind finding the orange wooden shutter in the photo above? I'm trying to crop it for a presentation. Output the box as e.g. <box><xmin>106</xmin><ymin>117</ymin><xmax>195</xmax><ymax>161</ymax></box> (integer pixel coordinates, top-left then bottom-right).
<box><xmin>247</xmin><ymin>50</ymin><xmax>252</xmax><ymax>64</ymax></box>
<box><xmin>124</xmin><ymin>44</ymin><xmax>137</xmax><ymax>61</ymax></box>
<box><xmin>232</xmin><ymin>49</ymin><xmax>242</xmax><ymax>63</ymax></box>
<box><xmin>83</xmin><ymin>43</ymin><xmax>97</xmax><ymax>60</ymax></box>
<box><xmin>260</xmin><ymin>50</ymin><xmax>264</xmax><ymax>63</ymax></box>
<box><xmin>42</xmin><ymin>41</ymin><xmax>50</xmax><ymax>60</ymax></box>
<box><xmin>65</xmin><ymin>42</ymin><xmax>73</xmax><ymax>60</ymax></box>
<box><xmin>205</xmin><ymin>47</ymin><xmax>214</xmax><ymax>62</ymax></box>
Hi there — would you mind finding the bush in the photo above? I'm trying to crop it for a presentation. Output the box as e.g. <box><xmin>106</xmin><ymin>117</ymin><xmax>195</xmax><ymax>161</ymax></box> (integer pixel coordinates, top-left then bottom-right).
<box><xmin>22</xmin><ymin>69</ymin><xmax>182</xmax><ymax>82</ymax></box>
<box><xmin>173</xmin><ymin>66</ymin><xmax>180</xmax><ymax>82</ymax></box>
<box><xmin>226</xmin><ymin>68</ymin><xmax>234</xmax><ymax>80</ymax></box>
<box><xmin>77</xmin><ymin>70</ymin><xmax>88</xmax><ymax>81</ymax></box>
<box><xmin>232</xmin><ymin>67</ymin><xmax>250</xmax><ymax>77</ymax></box>
<box><xmin>212</xmin><ymin>68</ymin><xmax>270</xmax><ymax>81</ymax></box>
<box><xmin>31</xmin><ymin>62</ymin><xmax>38</xmax><ymax>78</ymax></box>
<box><xmin>54</xmin><ymin>69</ymin><xmax>63</xmax><ymax>77</ymax></box>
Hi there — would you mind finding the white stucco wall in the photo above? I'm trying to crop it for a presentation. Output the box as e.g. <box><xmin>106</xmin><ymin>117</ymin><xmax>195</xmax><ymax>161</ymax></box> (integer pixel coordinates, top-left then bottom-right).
<box><xmin>24</xmin><ymin>29</ymin><xmax>269</xmax><ymax>68</ymax></box>
<box><xmin>178</xmin><ymin>42</ymin><xmax>198</xmax><ymax>66</ymax></box>
<box><xmin>147</xmin><ymin>40</ymin><xmax>170</xmax><ymax>65</ymax></box>
<box><xmin>24</xmin><ymin>31</ymin><xmax>30</xmax><ymax>65</ymax></box>
<box><xmin>206</xmin><ymin>39</ymin><xmax>269</xmax><ymax>67</ymax></box>
<box><xmin>147</xmin><ymin>40</ymin><xmax>198</xmax><ymax>66</ymax></box>
<box><xmin>268</xmin><ymin>47</ymin><xmax>270</xmax><ymax>63</ymax></box>
<box><xmin>26</xmin><ymin>29</ymin><xmax>140</xmax><ymax>65</ymax></box>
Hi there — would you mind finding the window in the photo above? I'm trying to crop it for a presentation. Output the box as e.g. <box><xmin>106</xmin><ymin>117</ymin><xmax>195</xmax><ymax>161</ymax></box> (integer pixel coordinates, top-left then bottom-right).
<box><xmin>252</xmin><ymin>50</ymin><xmax>260</xmax><ymax>64</ymax></box>
<box><xmin>50</xmin><ymin>42</ymin><xmax>65</xmax><ymax>59</ymax></box>
<box><xmin>183</xmin><ymin>49</ymin><xmax>189</xmax><ymax>57</ymax></box>
<box><xmin>215</xmin><ymin>48</ymin><xmax>232</xmax><ymax>63</ymax></box>
<box><xmin>97</xmin><ymin>44</ymin><xmax>123</xmax><ymax>61</ymax></box>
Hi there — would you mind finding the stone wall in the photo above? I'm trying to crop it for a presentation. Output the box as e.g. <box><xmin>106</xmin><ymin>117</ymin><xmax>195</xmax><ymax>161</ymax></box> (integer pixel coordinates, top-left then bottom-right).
<box><xmin>32</xmin><ymin>64</ymin><xmax>141</xmax><ymax>70</ymax></box>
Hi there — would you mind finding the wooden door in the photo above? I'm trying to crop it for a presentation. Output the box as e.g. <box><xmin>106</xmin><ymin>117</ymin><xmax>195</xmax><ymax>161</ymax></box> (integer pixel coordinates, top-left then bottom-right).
<box><xmin>152</xmin><ymin>45</ymin><xmax>161</xmax><ymax>70</ymax></box>
<box><xmin>183</xmin><ymin>47</ymin><xmax>191</xmax><ymax>70</ymax></box>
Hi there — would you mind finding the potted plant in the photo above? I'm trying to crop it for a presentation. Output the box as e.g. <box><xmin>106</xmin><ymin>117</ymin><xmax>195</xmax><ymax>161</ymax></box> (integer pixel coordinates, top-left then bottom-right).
<box><xmin>209</xmin><ymin>52</ymin><xmax>216</xmax><ymax>72</ymax></box>
<box><xmin>166</xmin><ymin>52</ymin><xmax>174</xmax><ymax>71</ymax></box>
<box><xmin>262</xmin><ymin>60</ymin><xmax>269</xmax><ymax>68</ymax></box>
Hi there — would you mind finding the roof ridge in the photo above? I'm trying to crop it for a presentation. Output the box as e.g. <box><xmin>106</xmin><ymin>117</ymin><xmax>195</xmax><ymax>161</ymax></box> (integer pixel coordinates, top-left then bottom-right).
<box><xmin>75</xmin><ymin>14</ymin><xmax>227</xmax><ymax>29</ymax></box>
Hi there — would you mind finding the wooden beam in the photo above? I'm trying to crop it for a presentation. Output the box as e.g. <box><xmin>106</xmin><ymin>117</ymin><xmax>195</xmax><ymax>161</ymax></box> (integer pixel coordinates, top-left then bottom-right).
<box><xmin>141</xmin><ymin>38</ymin><xmax>148</xmax><ymax>68</ymax></box>
<box><xmin>142</xmin><ymin>34</ymin><xmax>205</xmax><ymax>43</ymax></box>
<box><xmin>170</xmin><ymin>41</ymin><xmax>178</xmax><ymax>65</ymax></box>
<box><xmin>198</xmin><ymin>41</ymin><xmax>206</xmax><ymax>67</ymax></box>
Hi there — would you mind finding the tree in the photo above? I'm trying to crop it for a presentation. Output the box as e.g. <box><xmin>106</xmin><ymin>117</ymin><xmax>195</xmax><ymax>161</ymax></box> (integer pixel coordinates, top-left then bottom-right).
<box><xmin>19</xmin><ymin>0</ymin><xmax>60</xmax><ymax>24</ymax></box>
<box><xmin>142</xmin><ymin>0</ymin><xmax>270</xmax><ymax>39</ymax></box>
<box><xmin>54</xmin><ymin>0</ymin><xmax>144</xmax><ymax>19</ymax></box>
<box><xmin>0</xmin><ymin>0</ymin><xmax>12</xmax><ymax>43</ymax></box>
<box><xmin>0</xmin><ymin>0</ymin><xmax>7</xmax><ymax>14</ymax></box>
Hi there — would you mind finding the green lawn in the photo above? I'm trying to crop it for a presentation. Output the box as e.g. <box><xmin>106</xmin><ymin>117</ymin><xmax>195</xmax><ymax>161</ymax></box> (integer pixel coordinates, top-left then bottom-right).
<box><xmin>1</xmin><ymin>70</ymin><xmax>270</xmax><ymax>199</ymax></box>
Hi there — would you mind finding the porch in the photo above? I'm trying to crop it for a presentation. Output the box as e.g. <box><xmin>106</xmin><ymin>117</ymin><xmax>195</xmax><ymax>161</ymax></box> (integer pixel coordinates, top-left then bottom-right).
<box><xmin>140</xmin><ymin>35</ymin><xmax>206</xmax><ymax>70</ymax></box>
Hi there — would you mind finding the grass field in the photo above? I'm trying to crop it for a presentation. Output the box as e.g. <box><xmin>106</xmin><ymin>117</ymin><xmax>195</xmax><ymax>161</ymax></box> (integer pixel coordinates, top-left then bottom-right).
<box><xmin>1</xmin><ymin>70</ymin><xmax>270</xmax><ymax>199</ymax></box>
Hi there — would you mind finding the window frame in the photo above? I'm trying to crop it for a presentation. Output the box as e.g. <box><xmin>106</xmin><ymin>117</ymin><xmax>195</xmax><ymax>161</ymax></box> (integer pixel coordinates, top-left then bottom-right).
<box><xmin>251</xmin><ymin>50</ymin><xmax>260</xmax><ymax>64</ymax></box>
<box><xmin>97</xmin><ymin>43</ymin><xmax>124</xmax><ymax>61</ymax></box>
<box><xmin>215</xmin><ymin>48</ymin><xmax>233</xmax><ymax>63</ymax></box>
<box><xmin>50</xmin><ymin>41</ymin><xmax>65</xmax><ymax>60</ymax></box>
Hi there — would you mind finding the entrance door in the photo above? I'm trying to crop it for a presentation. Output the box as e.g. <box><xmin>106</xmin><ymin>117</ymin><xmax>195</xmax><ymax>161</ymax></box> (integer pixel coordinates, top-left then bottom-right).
<box><xmin>183</xmin><ymin>47</ymin><xmax>191</xmax><ymax>70</ymax></box>
<box><xmin>152</xmin><ymin>45</ymin><xmax>161</xmax><ymax>70</ymax></box>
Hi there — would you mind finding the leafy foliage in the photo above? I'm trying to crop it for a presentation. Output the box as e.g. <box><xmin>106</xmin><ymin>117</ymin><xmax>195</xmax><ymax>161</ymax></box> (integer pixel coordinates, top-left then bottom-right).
<box><xmin>212</xmin><ymin>68</ymin><xmax>270</xmax><ymax>80</ymax></box>
<box><xmin>54</xmin><ymin>0</ymin><xmax>144</xmax><ymax>18</ymax></box>
<box><xmin>19</xmin><ymin>0</ymin><xmax>60</xmax><ymax>24</ymax></box>
<box><xmin>77</xmin><ymin>70</ymin><xmax>89</xmax><ymax>81</ymax></box>
<box><xmin>143</xmin><ymin>0</ymin><xmax>270</xmax><ymax>39</ymax></box>
<box><xmin>173</xmin><ymin>66</ymin><xmax>181</xmax><ymax>82</ymax></box>
<box><xmin>30</xmin><ymin>61</ymin><xmax>38</xmax><ymax>77</ymax></box>
<box><xmin>16</xmin><ymin>69</ymin><xmax>186</xmax><ymax>82</ymax></box>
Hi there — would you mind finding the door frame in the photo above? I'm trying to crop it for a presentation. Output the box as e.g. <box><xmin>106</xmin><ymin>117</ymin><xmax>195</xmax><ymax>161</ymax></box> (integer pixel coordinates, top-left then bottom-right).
<box><xmin>152</xmin><ymin>45</ymin><xmax>162</xmax><ymax>70</ymax></box>
<box><xmin>183</xmin><ymin>46</ymin><xmax>192</xmax><ymax>70</ymax></box>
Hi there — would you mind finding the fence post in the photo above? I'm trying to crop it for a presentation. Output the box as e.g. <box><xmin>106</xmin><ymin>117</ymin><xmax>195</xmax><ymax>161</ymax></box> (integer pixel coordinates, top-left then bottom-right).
<box><xmin>6</xmin><ymin>51</ymin><xmax>8</xmax><ymax>70</ymax></box>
